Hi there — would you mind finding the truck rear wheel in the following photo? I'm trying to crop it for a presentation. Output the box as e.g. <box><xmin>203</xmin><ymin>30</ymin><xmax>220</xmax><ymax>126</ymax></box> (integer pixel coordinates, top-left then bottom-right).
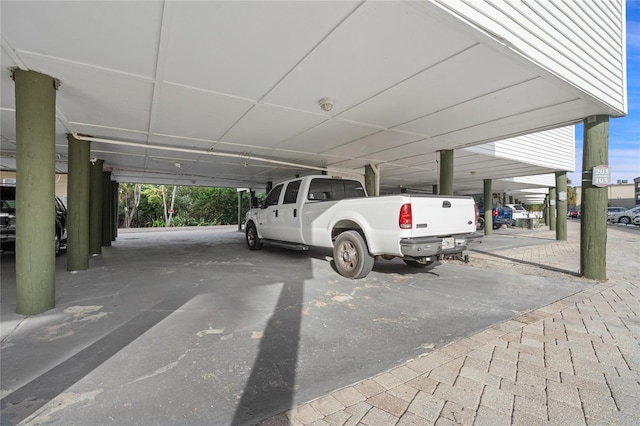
<box><xmin>333</xmin><ymin>231</ymin><xmax>374</xmax><ymax>279</ymax></box>
<box><xmin>246</xmin><ymin>222</ymin><xmax>262</xmax><ymax>250</ymax></box>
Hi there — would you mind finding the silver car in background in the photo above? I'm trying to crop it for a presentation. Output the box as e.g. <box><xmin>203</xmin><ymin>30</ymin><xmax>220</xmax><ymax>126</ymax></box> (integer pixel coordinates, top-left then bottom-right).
<box><xmin>608</xmin><ymin>206</ymin><xmax>640</xmax><ymax>225</ymax></box>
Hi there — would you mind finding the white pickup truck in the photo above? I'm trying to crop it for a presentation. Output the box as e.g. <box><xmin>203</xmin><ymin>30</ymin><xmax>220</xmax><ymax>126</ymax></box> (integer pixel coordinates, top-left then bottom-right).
<box><xmin>244</xmin><ymin>175</ymin><xmax>481</xmax><ymax>279</ymax></box>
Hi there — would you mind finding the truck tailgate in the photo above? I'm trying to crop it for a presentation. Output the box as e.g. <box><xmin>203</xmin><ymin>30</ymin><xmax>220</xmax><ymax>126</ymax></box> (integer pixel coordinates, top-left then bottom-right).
<box><xmin>409</xmin><ymin>196</ymin><xmax>476</xmax><ymax>236</ymax></box>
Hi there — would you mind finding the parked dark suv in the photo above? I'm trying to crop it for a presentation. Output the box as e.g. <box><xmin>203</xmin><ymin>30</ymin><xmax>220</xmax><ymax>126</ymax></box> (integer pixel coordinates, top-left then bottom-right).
<box><xmin>0</xmin><ymin>185</ymin><xmax>68</xmax><ymax>256</ymax></box>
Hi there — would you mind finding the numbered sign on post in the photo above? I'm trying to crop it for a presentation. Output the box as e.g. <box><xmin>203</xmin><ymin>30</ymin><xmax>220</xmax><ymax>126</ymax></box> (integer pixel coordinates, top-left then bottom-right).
<box><xmin>592</xmin><ymin>165</ymin><xmax>610</xmax><ymax>188</ymax></box>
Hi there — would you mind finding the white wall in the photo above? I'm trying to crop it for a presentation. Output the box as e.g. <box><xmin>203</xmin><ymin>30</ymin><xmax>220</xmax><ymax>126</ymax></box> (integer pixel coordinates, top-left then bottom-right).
<box><xmin>466</xmin><ymin>126</ymin><xmax>575</xmax><ymax>171</ymax></box>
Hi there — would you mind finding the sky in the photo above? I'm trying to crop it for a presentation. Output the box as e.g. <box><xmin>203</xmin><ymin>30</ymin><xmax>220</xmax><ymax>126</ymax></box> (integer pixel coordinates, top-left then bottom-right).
<box><xmin>568</xmin><ymin>0</ymin><xmax>640</xmax><ymax>186</ymax></box>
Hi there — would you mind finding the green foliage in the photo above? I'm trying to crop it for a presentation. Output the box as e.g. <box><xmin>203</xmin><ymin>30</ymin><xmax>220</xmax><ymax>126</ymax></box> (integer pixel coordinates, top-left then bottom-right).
<box><xmin>118</xmin><ymin>184</ymin><xmax>258</xmax><ymax>228</ymax></box>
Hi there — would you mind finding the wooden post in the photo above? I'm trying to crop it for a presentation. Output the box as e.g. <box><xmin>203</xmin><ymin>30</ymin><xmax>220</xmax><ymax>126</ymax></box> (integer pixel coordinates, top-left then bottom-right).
<box><xmin>556</xmin><ymin>172</ymin><xmax>568</xmax><ymax>241</ymax></box>
<box><xmin>439</xmin><ymin>150</ymin><xmax>454</xmax><ymax>195</ymax></box>
<box><xmin>581</xmin><ymin>115</ymin><xmax>609</xmax><ymax>280</ymax></box>
<box><xmin>484</xmin><ymin>179</ymin><xmax>493</xmax><ymax>236</ymax></box>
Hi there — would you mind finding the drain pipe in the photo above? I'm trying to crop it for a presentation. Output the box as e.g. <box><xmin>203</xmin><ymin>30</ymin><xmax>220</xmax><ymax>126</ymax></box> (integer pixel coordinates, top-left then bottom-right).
<box><xmin>71</xmin><ymin>133</ymin><xmax>363</xmax><ymax>176</ymax></box>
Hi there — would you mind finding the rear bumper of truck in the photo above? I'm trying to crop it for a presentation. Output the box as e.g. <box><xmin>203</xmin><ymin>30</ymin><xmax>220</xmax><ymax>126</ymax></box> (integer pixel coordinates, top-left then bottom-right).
<box><xmin>400</xmin><ymin>232</ymin><xmax>482</xmax><ymax>257</ymax></box>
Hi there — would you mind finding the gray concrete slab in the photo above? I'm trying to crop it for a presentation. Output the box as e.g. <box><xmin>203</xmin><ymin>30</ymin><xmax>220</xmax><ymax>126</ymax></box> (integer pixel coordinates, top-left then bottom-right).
<box><xmin>1</xmin><ymin>225</ymin><xmax>596</xmax><ymax>425</ymax></box>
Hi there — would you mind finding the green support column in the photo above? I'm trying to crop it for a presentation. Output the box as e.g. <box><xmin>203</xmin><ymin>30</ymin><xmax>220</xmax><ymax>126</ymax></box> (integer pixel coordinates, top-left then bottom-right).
<box><xmin>556</xmin><ymin>172</ymin><xmax>568</xmax><ymax>241</ymax></box>
<box><xmin>14</xmin><ymin>70</ymin><xmax>57</xmax><ymax>315</ymax></box>
<box><xmin>365</xmin><ymin>164</ymin><xmax>379</xmax><ymax>196</ymax></box>
<box><xmin>237</xmin><ymin>190</ymin><xmax>243</xmax><ymax>231</ymax></box>
<box><xmin>483</xmin><ymin>179</ymin><xmax>493</xmax><ymax>236</ymax></box>
<box><xmin>439</xmin><ymin>150</ymin><xmax>454</xmax><ymax>195</ymax></box>
<box><xmin>544</xmin><ymin>195</ymin><xmax>549</xmax><ymax>226</ymax></box>
<box><xmin>581</xmin><ymin>115</ymin><xmax>609</xmax><ymax>280</ymax></box>
<box><xmin>89</xmin><ymin>159</ymin><xmax>104</xmax><ymax>255</ymax></box>
<box><xmin>101</xmin><ymin>171</ymin><xmax>112</xmax><ymax>246</ymax></box>
<box><xmin>112</xmin><ymin>181</ymin><xmax>119</xmax><ymax>241</ymax></box>
<box><xmin>549</xmin><ymin>187</ymin><xmax>557</xmax><ymax>231</ymax></box>
<box><xmin>67</xmin><ymin>134</ymin><xmax>90</xmax><ymax>271</ymax></box>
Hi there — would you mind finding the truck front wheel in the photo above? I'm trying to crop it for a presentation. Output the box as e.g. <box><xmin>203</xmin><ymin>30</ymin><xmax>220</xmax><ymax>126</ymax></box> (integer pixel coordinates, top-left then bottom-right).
<box><xmin>333</xmin><ymin>231</ymin><xmax>374</xmax><ymax>279</ymax></box>
<box><xmin>246</xmin><ymin>222</ymin><xmax>262</xmax><ymax>250</ymax></box>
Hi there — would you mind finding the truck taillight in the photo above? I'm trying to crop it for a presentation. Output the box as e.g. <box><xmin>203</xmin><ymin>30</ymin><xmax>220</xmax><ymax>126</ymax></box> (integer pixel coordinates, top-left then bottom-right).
<box><xmin>399</xmin><ymin>203</ymin><xmax>412</xmax><ymax>229</ymax></box>
<box><xmin>493</xmin><ymin>209</ymin><xmax>498</xmax><ymax>217</ymax></box>
<box><xmin>474</xmin><ymin>204</ymin><xmax>479</xmax><ymax>224</ymax></box>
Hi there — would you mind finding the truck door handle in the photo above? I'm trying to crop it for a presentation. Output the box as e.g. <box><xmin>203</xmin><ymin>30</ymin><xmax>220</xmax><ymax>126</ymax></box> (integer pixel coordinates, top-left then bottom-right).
<box><xmin>275</xmin><ymin>210</ymin><xmax>278</xmax><ymax>218</ymax></box>
<box><xmin>293</xmin><ymin>209</ymin><xmax>297</xmax><ymax>218</ymax></box>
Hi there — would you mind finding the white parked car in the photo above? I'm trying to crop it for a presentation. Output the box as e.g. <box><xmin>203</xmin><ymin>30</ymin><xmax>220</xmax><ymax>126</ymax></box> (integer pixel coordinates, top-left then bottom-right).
<box><xmin>608</xmin><ymin>206</ymin><xmax>640</xmax><ymax>225</ymax></box>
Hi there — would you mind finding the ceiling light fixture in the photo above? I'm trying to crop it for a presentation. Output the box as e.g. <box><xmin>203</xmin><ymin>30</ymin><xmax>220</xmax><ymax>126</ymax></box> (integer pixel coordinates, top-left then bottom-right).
<box><xmin>319</xmin><ymin>98</ymin><xmax>334</xmax><ymax>112</ymax></box>
<box><xmin>174</xmin><ymin>162</ymin><xmax>182</xmax><ymax>168</ymax></box>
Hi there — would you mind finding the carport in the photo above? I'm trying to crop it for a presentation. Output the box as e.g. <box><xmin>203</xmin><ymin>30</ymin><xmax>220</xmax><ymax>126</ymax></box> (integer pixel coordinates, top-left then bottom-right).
<box><xmin>0</xmin><ymin>2</ymin><xmax>626</xmax><ymax>312</ymax></box>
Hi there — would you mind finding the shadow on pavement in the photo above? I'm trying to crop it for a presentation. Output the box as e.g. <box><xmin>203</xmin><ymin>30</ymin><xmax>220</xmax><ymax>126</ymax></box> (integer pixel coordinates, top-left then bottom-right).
<box><xmin>0</xmin><ymin>296</ymin><xmax>191</xmax><ymax>425</ymax></box>
<box><xmin>231</xmin><ymin>280</ymin><xmax>304</xmax><ymax>425</ymax></box>
<box><xmin>471</xmin><ymin>248</ymin><xmax>581</xmax><ymax>277</ymax></box>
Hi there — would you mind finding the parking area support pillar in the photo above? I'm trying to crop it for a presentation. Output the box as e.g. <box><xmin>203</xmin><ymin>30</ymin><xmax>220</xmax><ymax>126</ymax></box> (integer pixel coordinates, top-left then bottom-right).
<box><xmin>556</xmin><ymin>172</ymin><xmax>568</xmax><ymax>241</ymax></box>
<box><xmin>67</xmin><ymin>134</ymin><xmax>90</xmax><ymax>271</ymax></box>
<box><xmin>365</xmin><ymin>164</ymin><xmax>379</xmax><ymax>196</ymax></box>
<box><xmin>89</xmin><ymin>159</ymin><xmax>104</xmax><ymax>255</ymax></box>
<box><xmin>439</xmin><ymin>150</ymin><xmax>454</xmax><ymax>195</ymax></box>
<box><xmin>14</xmin><ymin>70</ymin><xmax>57</xmax><ymax>315</ymax></box>
<box><xmin>544</xmin><ymin>195</ymin><xmax>549</xmax><ymax>226</ymax></box>
<box><xmin>102</xmin><ymin>171</ymin><xmax>112</xmax><ymax>247</ymax></box>
<box><xmin>549</xmin><ymin>187</ymin><xmax>557</xmax><ymax>231</ymax></box>
<box><xmin>581</xmin><ymin>115</ymin><xmax>609</xmax><ymax>280</ymax></box>
<box><xmin>111</xmin><ymin>181</ymin><xmax>118</xmax><ymax>241</ymax></box>
<box><xmin>237</xmin><ymin>190</ymin><xmax>243</xmax><ymax>231</ymax></box>
<box><xmin>483</xmin><ymin>179</ymin><xmax>493</xmax><ymax>236</ymax></box>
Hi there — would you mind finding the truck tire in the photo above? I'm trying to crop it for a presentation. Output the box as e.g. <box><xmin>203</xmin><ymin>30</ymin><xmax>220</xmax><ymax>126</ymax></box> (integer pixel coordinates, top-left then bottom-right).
<box><xmin>246</xmin><ymin>221</ymin><xmax>262</xmax><ymax>250</ymax></box>
<box><xmin>333</xmin><ymin>231</ymin><xmax>374</xmax><ymax>279</ymax></box>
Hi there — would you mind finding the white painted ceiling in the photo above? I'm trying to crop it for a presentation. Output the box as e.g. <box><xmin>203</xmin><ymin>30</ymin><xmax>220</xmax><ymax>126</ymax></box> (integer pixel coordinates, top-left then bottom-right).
<box><xmin>0</xmin><ymin>1</ymin><xmax>612</xmax><ymax>195</ymax></box>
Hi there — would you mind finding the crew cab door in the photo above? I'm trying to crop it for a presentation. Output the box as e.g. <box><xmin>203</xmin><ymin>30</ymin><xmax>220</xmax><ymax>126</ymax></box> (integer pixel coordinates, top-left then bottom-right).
<box><xmin>257</xmin><ymin>184</ymin><xmax>283</xmax><ymax>240</ymax></box>
<box><xmin>278</xmin><ymin>179</ymin><xmax>303</xmax><ymax>243</ymax></box>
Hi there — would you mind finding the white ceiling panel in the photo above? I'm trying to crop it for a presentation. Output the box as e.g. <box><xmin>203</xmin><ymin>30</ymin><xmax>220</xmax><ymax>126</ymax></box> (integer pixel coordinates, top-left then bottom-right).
<box><xmin>272</xmin><ymin>119</ymin><xmax>381</xmax><ymax>153</ymax></box>
<box><xmin>264</xmin><ymin>1</ymin><xmax>477</xmax><ymax>114</ymax></box>
<box><xmin>0</xmin><ymin>49</ymin><xmax>17</xmax><ymax>109</ymax></box>
<box><xmin>18</xmin><ymin>53</ymin><xmax>155</xmax><ymax>132</ymax></box>
<box><xmin>152</xmin><ymin>83</ymin><xmax>254</xmax><ymax>141</ymax></box>
<box><xmin>323</xmin><ymin>130</ymin><xmax>422</xmax><ymax>158</ymax></box>
<box><xmin>223</xmin><ymin>104</ymin><xmax>326</xmax><ymax>149</ymax></box>
<box><xmin>397</xmin><ymin>78</ymin><xmax>578</xmax><ymax>137</ymax></box>
<box><xmin>163</xmin><ymin>1</ymin><xmax>360</xmax><ymax>100</ymax></box>
<box><xmin>1</xmin><ymin>1</ymin><xmax>163</xmax><ymax>77</ymax></box>
<box><xmin>340</xmin><ymin>44</ymin><xmax>537</xmax><ymax>128</ymax></box>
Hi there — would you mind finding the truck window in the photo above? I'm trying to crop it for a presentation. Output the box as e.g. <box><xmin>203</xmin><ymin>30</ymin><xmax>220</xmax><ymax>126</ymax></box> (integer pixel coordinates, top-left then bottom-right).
<box><xmin>283</xmin><ymin>180</ymin><xmax>301</xmax><ymax>204</ymax></box>
<box><xmin>307</xmin><ymin>179</ymin><xmax>366</xmax><ymax>201</ymax></box>
<box><xmin>263</xmin><ymin>184</ymin><xmax>283</xmax><ymax>208</ymax></box>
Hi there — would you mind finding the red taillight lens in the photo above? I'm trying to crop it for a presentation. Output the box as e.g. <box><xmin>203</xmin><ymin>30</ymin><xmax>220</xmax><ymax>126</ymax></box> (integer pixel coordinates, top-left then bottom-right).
<box><xmin>474</xmin><ymin>204</ymin><xmax>479</xmax><ymax>224</ymax></box>
<box><xmin>493</xmin><ymin>209</ymin><xmax>498</xmax><ymax>217</ymax></box>
<box><xmin>399</xmin><ymin>203</ymin><xmax>412</xmax><ymax>229</ymax></box>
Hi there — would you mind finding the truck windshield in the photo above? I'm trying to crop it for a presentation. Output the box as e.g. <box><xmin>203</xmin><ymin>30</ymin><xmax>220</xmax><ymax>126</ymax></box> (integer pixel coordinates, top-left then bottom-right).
<box><xmin>307</xmin><ymin>179</ymin><xmax>366</xmax><ymax>201</ymax></box>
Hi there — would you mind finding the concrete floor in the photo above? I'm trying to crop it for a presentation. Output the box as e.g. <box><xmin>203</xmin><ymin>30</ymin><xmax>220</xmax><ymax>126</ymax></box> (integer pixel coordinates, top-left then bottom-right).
<box><xmin>1</xmin><ymin>225</ymin><xmax>595</xmax><ymax>425</ymax></box>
